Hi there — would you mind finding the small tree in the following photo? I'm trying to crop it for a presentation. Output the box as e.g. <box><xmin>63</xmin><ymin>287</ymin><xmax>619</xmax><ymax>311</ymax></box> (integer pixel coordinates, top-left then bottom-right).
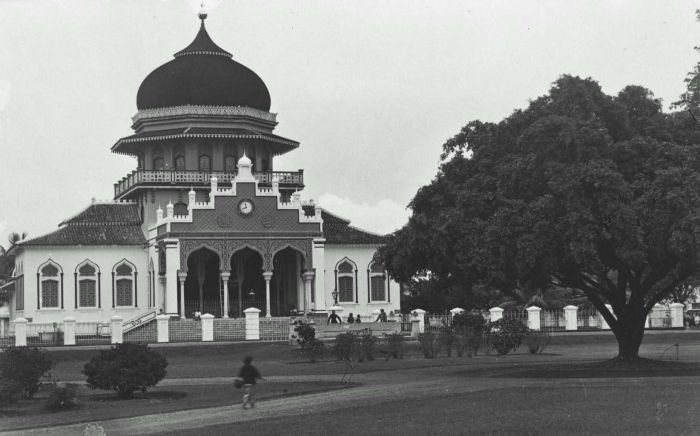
<box><xmin>293</xmin><ymin>320</ymin><xmax>324</xmax><ymax>362</ymax></box>
<box><xmin>0</xmin><ymin>378</ymin><xmax>23</xmax><ymax>408</ymax></box>
<box><xmin>383</xmin><ymin>332</ymin><xmax>404</xmax><ymax>359</ymax></box>
<box><xmin>0</xmin><ymin>346</ymin><xmax>54</xmax><ymax>399</ymax></box>
<box><xmin>486</xmin><ymin>319</ymin><xmax>529</xmax><ymax>356</ymax></box>
<box><xmin>333</xmin><ymin>332</ymin><xmax>360</xmax><ymax>383</ymax></box>
<box><xmin>417</xmin><ymin>332</ymin><xmax>439</xmax><ymax>358</ymax></box>
<box><xmin>82</xmin><ymin>343</ymin><xmax>167</xmax><ymax>398</ymax></box>
<box><xmin>453</xmin><ymin>312</ymin><xmax>486</xmax><ymax>357</ymax></box>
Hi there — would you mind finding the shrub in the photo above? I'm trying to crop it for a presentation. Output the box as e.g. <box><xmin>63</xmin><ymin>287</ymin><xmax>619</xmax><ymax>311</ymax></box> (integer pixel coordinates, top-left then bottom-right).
<box><xmin>45</xmin><ymin>383</ymin><xmax>79</xmax><ymax>411</ymax></box>
<box><xmin>453</xmin><ymin>312</ymin><xmax>487</xmax><ymax>357</ymax></box>
<box><xmin>437</xmin><ymin>328</ymin><xmax>456</xmax><ymax>357</ymax></box>
<box><xmin>418</xmin><ymin>332</ymin><xmax>439</xmax><ymax>358</ymax></box>
<box><xmin>294</xmin><ymin>320</ymin><xmax>325</xmax><ymax>362</ymax></box>
<box><xmin>524</xmin><ymin>329</ymin><xmax>551</xmax><ymax>354</ymax></box>
<box><xmin>0</xmin><ymin>378</ymin><xmax>23</xmax><ymax>408</ymax></box>
<box><xmin>82</xmin><ymin>343</ymin><xmax>168</xmax><ymax>398</ymax></box>
<box><xmin>359</xmin><ymin>332</ymin><xmax>378</xmax><ymax>362</ymax></box>
<box><xmin>383</xmin><ymin>333</ymin><xmax>404</xmax><ymax>359</ymax></box>
<box><xmin>333</xmin><ymin>332</ymin><xmax>360</xmax><ymax>382</ymax></box>
<box><xmin>0</xmin><ymin>346</ymin><xmax>54</xmax><ymax>399</ymax></box>
<box><xmin>453</xmin><ymin>312</ymin><xmax>487</xmax><ymax>336</ymax></box>
<box><xmin>486</xmin><ymin>318</ymin><xmax>529</xmax><ymax>355</ymax></box>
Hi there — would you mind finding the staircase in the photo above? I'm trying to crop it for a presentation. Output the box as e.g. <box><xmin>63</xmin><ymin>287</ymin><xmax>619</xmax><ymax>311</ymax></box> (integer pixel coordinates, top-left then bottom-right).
<box><xmin>123</xmin><ymin>310</ymin><xmax>157</xmax><ymax>333</ymax></box>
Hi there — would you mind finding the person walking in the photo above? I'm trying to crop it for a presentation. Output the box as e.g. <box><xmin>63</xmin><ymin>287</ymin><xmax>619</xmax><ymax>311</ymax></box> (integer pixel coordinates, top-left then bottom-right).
<box><xmin>238</xmin><ymin>356</ymin><xmax>262</xmax><ymax>409</ymax></box>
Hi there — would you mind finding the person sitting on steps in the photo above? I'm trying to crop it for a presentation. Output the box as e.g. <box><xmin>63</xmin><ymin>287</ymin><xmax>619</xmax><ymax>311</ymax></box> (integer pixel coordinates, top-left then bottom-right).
<box><xmin>328</xmin><ymin>310</ymin><xmax>342</xmax><ymax>324</ymax></box>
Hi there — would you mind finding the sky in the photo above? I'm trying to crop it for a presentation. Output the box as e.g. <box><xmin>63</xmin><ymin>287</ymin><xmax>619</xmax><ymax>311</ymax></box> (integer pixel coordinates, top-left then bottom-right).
<box><xmin>0</xmin><ymin>0</ymin><xmax>699</xmax><ymax>247</ymax></box>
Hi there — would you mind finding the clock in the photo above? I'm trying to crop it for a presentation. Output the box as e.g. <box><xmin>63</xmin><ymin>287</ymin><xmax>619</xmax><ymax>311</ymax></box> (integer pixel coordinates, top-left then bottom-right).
<box><xmin>238</xmin><ymin>199</ymin><xmax>254</xmax><ymax>216</ymax></box>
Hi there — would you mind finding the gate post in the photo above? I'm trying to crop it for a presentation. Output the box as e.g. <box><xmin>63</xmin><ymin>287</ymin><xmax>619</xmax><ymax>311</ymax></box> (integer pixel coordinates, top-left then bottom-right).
<box><xmin>63</xmin><ymin>317</ymin><xmax>76</xmax><ymax>345</ymax></box>
<box><xmin>244</xmin><ymin>307</ymin><xmax>261</xmax><ymax>340</ymax></box>
<box><xmin>670</xmin><ymin>303</ymin><xmax>685</xmax><ymax>328</ymax></box>
<box><xmin>201</xmin><ymin>313</ymin><xmax>214</xmax><ymax>341</ymax></box>
<box><xmin>413</xmin><ymin>309</ymin><xmax>426</xmax><ymax>333</ymax></box>
<box><xmin>450</xmin><ymin>307</ymin><xmax>465</xmax><ymax>318</ymax></box>
<box><xmin>564</xmin><ymin>305</ymin><xmax>578</xmax><ymax>331</ymax></box>
<box><xmin>156</xmin><ymin>314</ymin><xmax>170</xmax><ymax>343</ymax></box>
<box><xmin>526</xmin><ymin>306</ymin><xmax>541</xmax><ymax>331</ymax></box>
<box><xmin>110</xmin><ymin>315</ymin><xmax>123</xmax><ymax>344</ymax></box>
<box><xmin>489</xmin><ymin>307</ymin><xmax>504</xmax><ymax>323</ymax></box>
<box><xmin>14</xmin><ymin>317</ymin><xmax>27</xmax><ymax>347</ymax></box>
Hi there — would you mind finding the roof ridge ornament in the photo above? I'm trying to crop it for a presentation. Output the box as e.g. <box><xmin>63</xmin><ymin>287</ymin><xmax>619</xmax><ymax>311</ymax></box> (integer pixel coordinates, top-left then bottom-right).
<box><xmin>198</xmin><ymin>1</ymin><xmax>208</xmax><ymax>22</ymax></box>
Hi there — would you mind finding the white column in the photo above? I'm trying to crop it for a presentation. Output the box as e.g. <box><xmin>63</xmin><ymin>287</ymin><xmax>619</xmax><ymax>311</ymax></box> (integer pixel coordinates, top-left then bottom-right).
<box><xmin>564</xmin><ymin>305</ymin><xmax>578</xmax><ymax>331</ymax></box>
<box><xmin>450</xmin><ymin>307</ymin><xmax>465</xmax><ymax>318</ymax></box>
<box><xmin>110</xmin><ymin>315</ymin><xmax>123</xmax><ymax>344</ymax></box>
<box><xmin>489</xmin><ymin>307</ymin><xmax>504</xmax><ymax>323</ymax></box>
<box><xmin>156</xmin><ymin>314</ymin><xmax>170</xmax><ymax>343</ymax></box>
<box><xmin>302</xmin><ymin>271</ymin><xmax>315</xmax><ymax>314</ymax></box>
<box><xmin>201</xmin><ymin>313</ymin><xmax>214</xmax><ymax>341</ymax></box>
<box><xmin>263</xmin><ymin>271</ymin><xmax>273</xmax><ymax>318</ymax></box>
<box><xmin>312</xmin><ymin>238</ymin><xmax>325</xmax><ymax>310</ymax></box>
<box><xmin>526</xmin><ymin>306</ymin><xmax>541</xmax><ymax>331</ymax></box>
<box><xmin>244</xmin><ymin>307</ymin><xmax>261</xmax><ymax>340</ymax></box>
<box><xmin>63</xmin><ymin>317</ymin><xmax>76</xmax><ymax>346</ymax></box>
<box><xmin>600</xmin><ymin>304</ymin><xmax>613</xmax><ymax>330</ymax></box>
<box><xmin>670</xmin><ymin>302</ymin><xmax>685</xmax><ymax>328</ymax></box>
<box><xmin>164</xmin><ymin>240</ymin><xmax>181</xmax><ymax>315</ymax></box>
<box><xmin>14</xmin><ymin>317</ymin><xmax>27</xmax><ymax>347</ymax></box>
<box><xmin>413</xmin><ymin>309</ymin><xmax>426</xmax><ymax>333</ymax></box>
<box><xmin>221</xmin><ymin>271</ymin><xmax>230</xmax><ymax>318</ymax></box>
<box><xmin>411</xmin><ymin>318</ymin><xmax>421</xmax><ymax>337</ymax></box>
<box><xmin>178</xmin><ymin>271</ymin><xmax>187</xmax><ymax>319</ymax></box>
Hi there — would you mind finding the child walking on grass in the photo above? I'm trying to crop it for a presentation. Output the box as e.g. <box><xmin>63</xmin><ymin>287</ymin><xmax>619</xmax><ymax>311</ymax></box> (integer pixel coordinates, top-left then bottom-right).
<box><xmin>238</xmin><ymin>355</ymin><xmax>263</xmax><ymax>409</ymax></box>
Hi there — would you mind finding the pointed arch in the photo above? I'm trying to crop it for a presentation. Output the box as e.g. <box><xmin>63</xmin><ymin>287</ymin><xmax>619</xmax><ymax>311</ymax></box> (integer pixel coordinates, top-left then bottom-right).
<box><xmin>75</xmin><ymin>259</ymin><xmax>100</xmax><ymax>308</ymax></box>
<box><xmin>148</xmin><ymin>258</ymin><xmax>156</xmax><ymax>308</ymax></box>
<box><xmin>37</xmin><ymin>259</ymin><xmax>63</xmax><ymax>309</ymax></box>
<box><xmin>112</xmin><ymin>259</ymin><xmax>137</xmax><ymax>308</ymax></box>
<box><xmin>335</xmin><ymin>257</ymin><xmax>358</xmax><ymax>304</ymax></box>
<box><xmin>367</xmin><ymin>259</ymin><xmax>387</xmax><ymax>302</ymax></box>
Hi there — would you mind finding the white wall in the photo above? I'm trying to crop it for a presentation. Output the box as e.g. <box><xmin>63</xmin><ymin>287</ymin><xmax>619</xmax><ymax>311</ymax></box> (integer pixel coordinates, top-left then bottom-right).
<box><xmin>322</xmin><ymin>245</ymin><xmax>400</xmax><ymax>318</ymax></box>
<box><xmin>13</xmin><ymin>245</ymin><xmax>150</xmax><ymax>324</ymax></box>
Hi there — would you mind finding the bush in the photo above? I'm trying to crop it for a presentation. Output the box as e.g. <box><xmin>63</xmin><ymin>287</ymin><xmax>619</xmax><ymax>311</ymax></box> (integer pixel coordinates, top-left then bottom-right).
<box><xmin>294</xmin><ymin>320</ymin><xmax>325</xmax><ymax>362</ymax></box>
<box><xmin>82</xmin><ymin>343</ymin><xmax>168</xmax><ymax>398</ymax></box>
<box><xmin>0</xmin><ymin>378</ymin><xmax>23</xmax><ymax>408</ymax></box>
<box><xmin>455</xmin><ymin>330</ymin><xmax>482</xmax><ymax>357</ymax></box>
<box><xmin>486</xmin><ymin>318</ymin><xmax>529</xmax><ymax>355</ymax></box>
<box><xmin>45</xmin><ymin>383</ymin><xmax>79</xmax><ymax>411</ymax></box>
<box><xmin>524</xmin><ymin>329</ymin><xmax>551</xmax><ymax>354</ymax></box>
<box><xmin>359</xmin><ymin>332</ymin><xmax>378</xmax><ymax>362</ymax></box>
<box><xmin>383</xmin><ymin>332</ymin><xmax>404</xmax><ymax>359</ymax></box>
<box><xmin>0</xmin><ymin>346</ymin><xmax>54</xmax><ymax>399</ymax></box>
<box><xmin>333</xmin><ymin>332</ymin><xmax>360</xmax><ymax>363</ymax></box>
<box><xmin>452</xmin><ymin>312</ymin><xmax>487</xmax><ymax>336</ymax></box>
<box><xmin>437</xmin><ymin>328</ymin><xmax>456</xmax><ymax>357</ymax></box>
<box><xmin>418</xmin><ymin>332</ymin><xmax>439</xmax><ymax>358</ymax></box>
<box><xmin>453</xmin><ymin>312</ymin><xmax>487</xmax><ymax>357</ymax></box>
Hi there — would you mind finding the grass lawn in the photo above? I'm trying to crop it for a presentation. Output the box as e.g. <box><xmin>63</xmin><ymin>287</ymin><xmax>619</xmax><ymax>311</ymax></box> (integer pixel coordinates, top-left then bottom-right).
<box><xmin>0</xmin><ymin>381</ymin><xmax>352</xmax><ymax>431</ymax></box>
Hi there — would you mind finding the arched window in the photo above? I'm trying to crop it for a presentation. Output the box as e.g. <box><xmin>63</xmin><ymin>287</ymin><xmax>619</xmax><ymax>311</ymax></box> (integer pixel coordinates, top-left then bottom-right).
<box><xmin>76</xmin><ymin>261</ymin><xmax>99</xmax><ymax>308</ymax></box>
<box><xmin>175</xmin><ymin>155</ymin><xmax>186</xmax><ymax>171</ymax></box>
<box><xmin>38</xmin><ymin>261</ymin><xmax>62</xmax><ymax>309</ymax></box>
<box><xmin>224</xmin><ymin>155</ymin><xmax>237</xmax><ymax>172</ymax></box>
<box><xmin>336</xmin><ymin>259</ymin><xmax>356</xmax><ymax>303</ymax></box>
<box><xmin>199</xmin><ymin>155</ymin><xmax>211</xmax><ymax>171</ymax></box>
<box><xmin>368</xmin><ymin>261</ymin><xmax>387</xmax><ymax>301</ymax></box>
<box><xmin>153</xmin><ymin>157</ymin><xmax>165</xmax><ymax>171</ymax></box>
<box><xmin>113</xmin><ymin>260</ymin><xmax>137</xmax><ymax>308</ymax></box>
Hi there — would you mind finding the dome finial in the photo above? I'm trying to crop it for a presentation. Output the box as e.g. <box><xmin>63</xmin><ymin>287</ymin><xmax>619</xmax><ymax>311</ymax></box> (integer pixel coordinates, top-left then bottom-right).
<box><xmin>198</xmin><ymin>1</ymin><xmax>208</xmax><ymax>22</ymax></box>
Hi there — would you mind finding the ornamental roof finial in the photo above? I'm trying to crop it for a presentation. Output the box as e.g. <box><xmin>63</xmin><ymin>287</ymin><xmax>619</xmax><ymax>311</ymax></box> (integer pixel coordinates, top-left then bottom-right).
<box><xmin>198</xmin><ymin>1</ymin><xmax>208</xmax><ymax>22</ymax></box>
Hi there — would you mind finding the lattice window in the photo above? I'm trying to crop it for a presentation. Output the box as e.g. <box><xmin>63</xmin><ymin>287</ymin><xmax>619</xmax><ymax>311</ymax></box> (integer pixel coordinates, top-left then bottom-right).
<box><xmin>77</xmin><ymin>261</ymin><xmax>99</xmax><ymax>308</ymax></box>
<box><xmin>175</xmin><ymin>155</ymin><xmax>186</xmax><ymax>171</ymax></box>
<box><xmin>337</xmin><ymin>260</ymin><xmax>355</xmax><ymax>303</ymax></box>
<box><xmin>114</xmin><ymin>261</ymin><xmax>135</xmax><ymax>307</ymax></box>
<box><xmin>369</xmin><ymin>262</ymin><xmax>386</xmax><ymax>301</ymax></box>
<box><xmin>116</xmin><ymin>279</ymin><xmax>133</xmax><ymax>306</ymax></box>
<box><xmin>16</xmin><ymin>276</ymin><xmax>24</xmax><ymax>311</ymax></box>
<box><xmin>199</xmin><ymin>155</ymin><xmax>211</xmax><ymax>171</ymax></box>
<box><xmin>39</xmin><ymin>262</ymin><xmax>61</xmax><ymax>308</ymax></box>
<box><xmin>153</xmin><ymin>157</ymin><xmax>165</xmax><ymax>171</ymax></box>
<box><xmin>224</xmin><ymin>155</ymin><xmax>237</xmax><ymax>172</ymax></box>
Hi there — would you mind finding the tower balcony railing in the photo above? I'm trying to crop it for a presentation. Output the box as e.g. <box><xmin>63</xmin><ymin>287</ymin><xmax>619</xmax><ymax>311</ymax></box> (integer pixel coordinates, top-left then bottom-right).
<box><xmin>114</xmin><ymin>169</ymin><xmax>304</xmax><ymax>197</ymax></box>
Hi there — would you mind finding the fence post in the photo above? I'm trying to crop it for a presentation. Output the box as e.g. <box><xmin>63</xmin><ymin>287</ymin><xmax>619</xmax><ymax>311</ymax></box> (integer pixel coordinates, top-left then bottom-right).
<box><xmin>63</xmin><ymin>317</ymin><xmax>76</xmax><ymax>345</ymax></box>
<box><xmin>670</xmin><ymin>303</ymin><xmax>684</xmax><ymax>328</ymax></box>
<box><xmin>110</xmin><ymin>315</ymin><xmax>123</xmax><ymax>344</ymax></box>
<box><xmin>411</xmin><ymin>318</ymin><xmax>421</xmax><ymax>337</ymax></box>
<box><xmin>156</xmin><ymin>314</ymin><xmax>170</xmax><ymax>343</ymax></box>
<box><xmin>244</xmin><ymin>307</ymin><xmax>261</xmax><ymax>340</ymax></box>
<box><xmin>526</xmin><ymin>306</ymin><xmax>541</xmax><ymax>331</ymax></box>
<box><xmin>450</xmin><ymin>307</ymin><xmax>465</xmax><ymax>318</ymax></box>
<box><xmin>489</xmin><ymin>307</ymin><xmax>504</xmax><ymax>323</ymax></box>
<box><xmin>201</xmin><ymin>313</ymin><xmax>214</xmax><ymax>341</ymax></box>
<box><xmin>600</xmin><ymin>304</ymin><xmax>613</xmax><ymax>330</ymax></box>
<box><xmin>413</xmin><ymin>309</ymin><xmax>426</xmax><ymax>333</ymax></box>
<box><xmin>13</xmin><ymin>317</ymin><xmax>27</xmax><ymax>346</ymax></box>
<box><xmin>564</xmin><ymin>305</ymin><xmax>578</xmax><ymax>331</ymax></box>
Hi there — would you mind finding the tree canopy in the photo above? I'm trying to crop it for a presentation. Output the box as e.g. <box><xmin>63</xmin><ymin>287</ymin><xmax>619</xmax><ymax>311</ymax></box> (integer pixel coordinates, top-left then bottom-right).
<box><xmin>380</xmin><ymin>75</ymin><xmax>700</xmax><ymax>359</ymax></box>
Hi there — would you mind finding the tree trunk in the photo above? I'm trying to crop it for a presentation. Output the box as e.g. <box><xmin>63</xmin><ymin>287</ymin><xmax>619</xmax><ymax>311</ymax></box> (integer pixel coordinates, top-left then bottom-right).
<box><xmin>611</xmin><ymin>313</ymin><xmax>646</xmax><ymax>360</ymax></box>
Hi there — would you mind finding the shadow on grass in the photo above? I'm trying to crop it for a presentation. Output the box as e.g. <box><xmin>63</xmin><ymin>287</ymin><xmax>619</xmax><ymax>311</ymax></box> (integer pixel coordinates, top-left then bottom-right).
<box><xmin>91</xmin><ymin>390</ymin><xmax>188</xmax><ymax>402</ymax></box>
<box><xmin>491</xmin><ymin>358</ymin><xmax>700</xmax><ymax>378</ymax></box>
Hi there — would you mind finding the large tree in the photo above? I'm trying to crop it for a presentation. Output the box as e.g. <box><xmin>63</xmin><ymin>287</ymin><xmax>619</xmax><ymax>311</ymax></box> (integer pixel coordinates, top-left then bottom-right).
<box><xmin>381</xmin><ymin>75</ymin><xmax>700</xmax><ymax>360</ymax></box>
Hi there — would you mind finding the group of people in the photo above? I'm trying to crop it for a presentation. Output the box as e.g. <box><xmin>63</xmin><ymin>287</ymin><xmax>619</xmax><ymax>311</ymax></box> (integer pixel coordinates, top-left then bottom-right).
<box><xmin>327</xmin><ymin>308</ymin><xmax>388</xmax><ymax>324</ymax></box>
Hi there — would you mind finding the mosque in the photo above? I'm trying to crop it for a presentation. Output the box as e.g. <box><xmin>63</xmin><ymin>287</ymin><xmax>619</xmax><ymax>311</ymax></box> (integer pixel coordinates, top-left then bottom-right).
<box><xmin>3</xmin><ymin>12</ymin><xmax>400</xmax><ymax>327</ymax></box>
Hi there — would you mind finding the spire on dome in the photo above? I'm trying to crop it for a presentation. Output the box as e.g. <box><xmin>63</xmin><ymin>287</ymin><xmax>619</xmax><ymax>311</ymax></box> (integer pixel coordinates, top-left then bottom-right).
<box><xmin>174</xmin><ymin>7</ymin><xmax>232</xmax><ymax>58</ymax></box>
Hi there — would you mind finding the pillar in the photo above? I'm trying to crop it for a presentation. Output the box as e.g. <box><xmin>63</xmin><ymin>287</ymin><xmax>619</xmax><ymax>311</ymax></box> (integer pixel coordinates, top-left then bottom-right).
<box><xmin>526</xmin><ymin>306</ymin><xmax>541</xmax><ymax>331</ymax></box>
<box><xmin>600</xmin><ymin>304</ymin><xmax>613</xmax><ymax>330</ymax></box>
<box><xmin>489</xmin><ymin>307</ymin><xmax>504</xmax><ymax>323</ymax></box>
<box><xmin>411</xmin><ymin>318</ymin><xmax>421</xmax><ymax>337</ymax></box>
<box><xmin>221</xmin><ymin>271</ymin><xmax>231</xmax><ymax>318</ymax></box>
<box><xmin>302</xmin><ymin>271</ymin><xmax>315</xmax><ymax>314</ymax></box>
<box><xmin>263</xmin><ymin>271</ymin><xmax>273</xmax><ymax>318</ymax></box>
<box><xmin>564</xmin><ymin>305</ymin><xmax>578</xmax><ymax>331</ymax></box>
<box><xmin>450</xmin><ymin>307</ymin><xmax>465</xmax><ymax>318</ymax></box>
<box><xmin>413</xmin><ymin>309</ymin><xmax>426</xmax><ymax>333</ymax></box>
<box><xmin>244</xmin><ymin>307</ymin><xmax>261</xmax><ymax>340</ymax></box>
<box><xmin>156</xmin><ymin>314</ymin><xmax>170</xmax><ymax>343</ymax></box>
<box><xmin>670</xmin><ymin>302</ymin><xmax>685</xmax><ymax>328</ymax></box>
<box><xmin>110</xmin><ymin>315</ymin><xmax>123</xmax><ymax>344</ymax></box>
<box><xmin>63</xmin><ymin>317</ymin><xmax>76</xmax><ymax>346</ymax></box>
<box><xmin>178</xmin><ymin>271</ymin><xmax>187</xmax><ymax>319</ymax></box>
<box><xmin>14</xmin><ymin>317</ymin><xmax>27</xmax><ymax>347</ymax></box>
<box><xmin>164</xmin><ymin>239</ymin><xmax>181</xmax><ymax>315</ymax></box>
<box><xmin>201</xmin><ymin>313</ymin><xmax>214</xmax><ymax>341</ymax></box>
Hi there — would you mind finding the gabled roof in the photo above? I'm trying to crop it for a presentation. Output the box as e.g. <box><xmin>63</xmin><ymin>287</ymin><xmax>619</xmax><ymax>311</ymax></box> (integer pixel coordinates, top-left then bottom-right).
<box><xmin>22</xmin><ymin>203</ymin><xmax>146</xmax><ymax>247</ymax></box>
<box><xmin>302</xmin><ymin>206</ymin><xmax>387</xmax><ymax>245</ymax></box>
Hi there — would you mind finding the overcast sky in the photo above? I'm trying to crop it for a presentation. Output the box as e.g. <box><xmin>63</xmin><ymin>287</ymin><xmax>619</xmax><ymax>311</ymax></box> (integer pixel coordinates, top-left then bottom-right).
<box><xmin>0</xmin><ymin>0</ymin><xmax>699</xmax><ymax>246</ymax></box>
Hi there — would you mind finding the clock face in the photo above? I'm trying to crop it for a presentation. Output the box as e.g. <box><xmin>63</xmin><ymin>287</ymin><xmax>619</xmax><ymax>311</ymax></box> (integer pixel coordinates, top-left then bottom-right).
<box><xmin>238</xmin><ymin>199</ymin><xmax>254</xmax><ymax>215</ymax></box>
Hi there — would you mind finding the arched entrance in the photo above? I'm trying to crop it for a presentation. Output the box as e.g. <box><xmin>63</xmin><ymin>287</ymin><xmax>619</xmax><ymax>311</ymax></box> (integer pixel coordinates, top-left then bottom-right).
<box><xmin>229</xmin><ymin>248</ymin><xmax>265</xmax><ymax>317</ymax></box>
<box><xmin>184</xmin><ymin>247</ymin><xmax>221</xmax><ymax>317</ymax></box>
<box><xmin>271</xmin><ymin>247</ymin><xmax>305</xmax><ymax>316</ymax></box>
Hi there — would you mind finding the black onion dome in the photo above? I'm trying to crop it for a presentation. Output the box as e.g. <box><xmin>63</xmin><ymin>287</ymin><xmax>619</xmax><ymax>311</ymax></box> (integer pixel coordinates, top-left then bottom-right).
<box><xmin>136</xmin><ymin>19</ymin><xmax>271</xmax><ymax>111</ymax></box>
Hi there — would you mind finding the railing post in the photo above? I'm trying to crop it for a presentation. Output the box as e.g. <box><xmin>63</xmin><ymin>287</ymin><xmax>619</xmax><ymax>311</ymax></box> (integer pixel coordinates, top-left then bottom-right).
<box><xmin>526</xmin><ymin>306</ymin><xmax>541</xmax><ymax>331</ymax></box>
<box><xmin>600</xmin><ymin>304</ymin><xmax>613</xmax><ymax>330</ymax></box>
<box><xmin>201</xmin><ymin>313</ymin><xmax>214</xmax><ymax>342</ymax></box>
<box><xmin>156</xmin><ymin>314</ymin><xmax>170</xmax><ymax>343</ymax></box>
<box><xmin>670</xmin><ymin>303</ymin><xmax>685</xmax><ymax>328</ymax></box>
<box><xmin>110</xmin><ymin>315</ymin><xmax>123</xmax><ymax>344</ymax></box>
<box><xmin>244</xmin><ymin>307</ymin><xmax>261</xmax><ymax>340</ymax></box>
<box><xmin>13</xmin><ymin>317</ymin><xmax>27</xmax><ymax>347</ymax></box>
<box><xmin>411</xmin><ymin>318</ymin><xmax>421</xmax><ymax>337</ymax></box>
<box><xmin>63</xmin><ymin>317</ymin><xmax>76</xmax><ymax>345</ymax></box>
<box><xmin>413</xmin><ymin>309</ymin><xmax>426</xmax><ymax>333</ymax></box>
<box><xmin>450</xmin><ymin>307</ymin><xmax>465</xmax><ymax>318</ymax></box>
<box><xmin>489</xmin><ymin>307</ymin><xmax>504</xmax><ymax>323</ymax></box>
<box><xmin>564</xmin><ymin>305</ymin><xmax>578</xmax><ymax>331</ymax></box>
